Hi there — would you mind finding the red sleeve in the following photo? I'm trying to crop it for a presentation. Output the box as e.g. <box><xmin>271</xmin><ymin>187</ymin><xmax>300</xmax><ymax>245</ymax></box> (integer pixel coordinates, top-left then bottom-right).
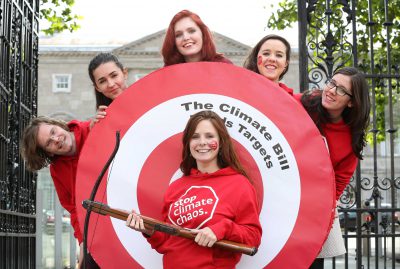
<box><xmin>46</xmin><ymin>120</ymin><xmax>90</xmax><ymax>244</ymax></box>
<box><xmin>146</xmin><ymin>230</ymin><xmax>169</xmax><ymax>254</ymax></box>
<box><xmin>69</xmin><ymin>205</ymin><xmax>83</xmax><ymax>243</ymax></box>
<box><xmin>50</xmin><ymin>166</ymin><xmax>83</xmax><ymax>243</ymax></box>
<box><xmin>334</xmin><ymin>153</ymin><xmax>358</xmax><ymax>200</ymax></box>
<box><xmin>294</xmin><ymin>93</ymin><xmax>302</xmax><ymax>102</ymax></box>
<box><xmin>146</xmin><ymin>194</ymin><xmax>171</xmax><ymax>253</ymax></box>
<box><xmin>79</xmin><ymin>120</ymin><xmax>91</xmax><ymax>138</ymax></box>
<box><xmin>207</xmin><ymin>182</ymin><xmax>262</xmax><ymax>247</ymax></box>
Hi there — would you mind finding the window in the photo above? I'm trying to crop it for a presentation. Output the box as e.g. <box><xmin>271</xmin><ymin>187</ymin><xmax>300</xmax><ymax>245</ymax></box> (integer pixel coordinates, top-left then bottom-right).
<box><xmin>52</xmin><ymin>74</ymin><xmax>72</xmax><ymax>93</ymax></box>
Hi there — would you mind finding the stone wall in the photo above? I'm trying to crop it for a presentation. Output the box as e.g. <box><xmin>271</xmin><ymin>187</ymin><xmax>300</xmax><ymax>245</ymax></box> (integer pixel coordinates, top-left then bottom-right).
<box><xmin>38</xmin><ymin>32</ymin><xmax>300</xmax><ymax>120</ymax></box>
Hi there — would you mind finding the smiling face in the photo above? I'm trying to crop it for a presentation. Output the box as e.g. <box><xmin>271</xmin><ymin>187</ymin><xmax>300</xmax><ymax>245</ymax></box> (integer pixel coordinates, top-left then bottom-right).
<box><xmin>322</xmin><ymin>73</ymin><xmax>353</xmax><ymax>121</ymax></box>
<box><xmin>256</xmin><ymin>39</ymin><xmax>289</xmax><ymax>83</ymax></box>
<box><xmin>36</xmin><ymin>124</ymin><xmax>75</xmax><ymax>156</ymax></box>
<box><xmin>189</xmin><ymin>119</ymin><xmax>220</xmax><ymax>173</ymax></box>
<box><xmin>174</xmin><ymin>17</ymin><xmax>203</xmax><ymax>62</ymax></box>
<box><xmin>93</xmin><ymin>61</ymin><xmax>128</xmax><ymax>100</ymax></box>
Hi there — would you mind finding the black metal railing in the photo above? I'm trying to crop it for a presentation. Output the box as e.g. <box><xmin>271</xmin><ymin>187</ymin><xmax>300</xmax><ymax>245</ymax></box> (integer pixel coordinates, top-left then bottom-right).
<box><xmin>0</xmin><ymin>0</ymin><xmax>39</xmax><ymax>268</ymax></box>
<box><xmin>299</xmin><ymin>0</ymin><xmax>399</xmax><ymax>268</ymax></box>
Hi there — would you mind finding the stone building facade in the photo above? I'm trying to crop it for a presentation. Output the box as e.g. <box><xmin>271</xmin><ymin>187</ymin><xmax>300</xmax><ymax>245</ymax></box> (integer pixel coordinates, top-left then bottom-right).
<box><xmin>38</xmin><ymin>30</ymin><xmax>299</xmax><ymax>120</ymax></box>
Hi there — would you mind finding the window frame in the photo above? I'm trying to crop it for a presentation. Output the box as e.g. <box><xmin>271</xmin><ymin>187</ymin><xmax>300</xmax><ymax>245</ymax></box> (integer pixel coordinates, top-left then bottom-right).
<box><xmin>52</xmin><ymin>74</ymin><xmax>72</xmax><ymax>93</ymax></box>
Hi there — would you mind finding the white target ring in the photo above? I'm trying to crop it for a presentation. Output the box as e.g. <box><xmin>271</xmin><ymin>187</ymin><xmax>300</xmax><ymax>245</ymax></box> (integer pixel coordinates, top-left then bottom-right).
<box><xmin>107</xmin><ymin>94</ymin><xmax>300</xmax><ymax>268</ymax></box>
<box><xmin>76</xmin><ymin>62</ymin><xmax>335</xmax><ymax>269</ymax></box>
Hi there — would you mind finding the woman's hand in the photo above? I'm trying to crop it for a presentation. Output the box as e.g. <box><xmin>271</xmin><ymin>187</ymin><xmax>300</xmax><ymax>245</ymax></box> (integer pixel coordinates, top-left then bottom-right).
<box><xmin>126</xmin><ymin>210</ymin><xmax>154</xmax><ymax>236</ymax></box>
<box><xmin>191</xmin><ymin>227</ymin><xmax>217</xmax><ymax>247</ymax></box>
<box><xmin>90</xmin><ymin>105</ymin><xmax>108</xmax><ymax>129</ymax></box>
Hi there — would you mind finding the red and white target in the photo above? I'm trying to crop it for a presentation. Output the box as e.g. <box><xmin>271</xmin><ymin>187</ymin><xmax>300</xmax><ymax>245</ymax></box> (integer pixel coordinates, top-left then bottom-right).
<box><xmin>76</xmin><ymin>62</ymin><xmax>335</xmax><ymax>268</ymax></box>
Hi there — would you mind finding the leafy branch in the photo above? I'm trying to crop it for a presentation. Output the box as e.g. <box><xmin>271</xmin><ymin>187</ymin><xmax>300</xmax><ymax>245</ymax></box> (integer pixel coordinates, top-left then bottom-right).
<box><xmin>40</xmin><ymin>0</ymin><xmax>82</xmax><ymax>35</ymax></box>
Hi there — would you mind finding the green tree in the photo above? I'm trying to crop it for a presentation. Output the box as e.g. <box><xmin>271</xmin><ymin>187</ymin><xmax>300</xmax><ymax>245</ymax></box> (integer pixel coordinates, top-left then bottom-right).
<box><xmin>267</xmin><ymin>0</ymin><xmax>400</xmax><ymax>143</ymax></box>
<box><xmin>40</xmin><ymin>0</ymin><xmax>82</xmax><ymax>35</ymax></box>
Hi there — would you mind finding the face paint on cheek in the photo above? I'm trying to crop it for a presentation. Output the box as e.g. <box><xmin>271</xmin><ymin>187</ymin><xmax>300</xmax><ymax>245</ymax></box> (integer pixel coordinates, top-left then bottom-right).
<box><xmin>257</xmin><ymin>55</ymin><xmax>263</xmax><ymax>65</ymax></box>
<box><xmin>208</xmin><ymin>141</ymin><xmax>218</xmax><ymax>150</ymax></box>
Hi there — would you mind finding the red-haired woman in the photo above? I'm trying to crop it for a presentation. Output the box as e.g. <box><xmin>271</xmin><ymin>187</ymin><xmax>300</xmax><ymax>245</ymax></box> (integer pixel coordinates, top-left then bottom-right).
<box><xmin>126</xmin><ymin>110</ymin><xmax>261</xmax><ymax>269</ymax></box>
<box><xmin>162</xmin><ymin>10</ymin><xmax>232</xmax><ymax>66</ymax></box>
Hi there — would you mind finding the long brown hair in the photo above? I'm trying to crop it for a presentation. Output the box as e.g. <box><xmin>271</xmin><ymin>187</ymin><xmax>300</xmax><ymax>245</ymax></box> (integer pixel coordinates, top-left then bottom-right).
<box><xmin>20</xmin><ymin>116</ymin><xmax>69</xmax><ymax>171</ymax></box>
<box><xmin>243</xmin><ymin>34</ymin><xmax>291</xmax><ymax>81</ymax></box>
<box><xmin>161</xmin><ymin>10</ymin><xmax>224</xmax><ymax>66</ymax></box>
<box><xmin>301</xmin><ymin>67</ymin><xmax>371</xmax><ymax>159</ymax></box>
<box><xmin>180</xmin><ymin>110</ymin><xmax>249</xmax><ymax>180</ymax></box>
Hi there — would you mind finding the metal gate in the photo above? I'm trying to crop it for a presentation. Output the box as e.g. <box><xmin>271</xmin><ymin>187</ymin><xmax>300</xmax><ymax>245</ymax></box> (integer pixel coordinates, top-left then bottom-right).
<box><xmin>0</xmin><ymin>0</ymin><xmax>39</xmax><ymax>268</ymax></box>
<box><xmin>298</xmin><ymin>0</ymin><xmax>400</xmax><ymax>268</ymax></box>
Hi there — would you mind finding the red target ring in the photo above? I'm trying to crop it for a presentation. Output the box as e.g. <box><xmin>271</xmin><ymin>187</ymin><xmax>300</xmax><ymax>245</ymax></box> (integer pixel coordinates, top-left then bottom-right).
<box><xmin>76</xmin><ymin>62</ymin><xmax>335</xmax><ymax>268</ymax></box>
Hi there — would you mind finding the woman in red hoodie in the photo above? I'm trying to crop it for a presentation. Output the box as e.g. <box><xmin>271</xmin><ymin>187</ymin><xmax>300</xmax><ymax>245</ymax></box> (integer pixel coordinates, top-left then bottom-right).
<box><xmin>300</xmin><ymin>67</ymin><xmax>371</xmax><ymax>269</ymax></box>
<box><xmin>243</xmin><ymin>34</ymin><xmax>294</xmax><ymax>96</ymax></box>
<box><xmin>126</xmin><ymin>110</ymin><xmax>262</xmax><ymax>269</ymax></box>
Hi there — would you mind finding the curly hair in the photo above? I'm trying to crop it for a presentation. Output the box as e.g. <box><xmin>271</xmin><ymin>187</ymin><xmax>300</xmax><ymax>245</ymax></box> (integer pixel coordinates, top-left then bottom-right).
<box><xmin>20</xmin><ymin>116</ymin><xmax>69</xmax><ymax>171</ymax></box>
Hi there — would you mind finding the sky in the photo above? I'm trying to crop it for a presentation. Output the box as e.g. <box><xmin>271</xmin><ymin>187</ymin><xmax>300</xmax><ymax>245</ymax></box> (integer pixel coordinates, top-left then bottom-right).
<box><xmin>39</xmin><ymin>0</ymin><xmax>298</xmax><ymax>47</ymax></box>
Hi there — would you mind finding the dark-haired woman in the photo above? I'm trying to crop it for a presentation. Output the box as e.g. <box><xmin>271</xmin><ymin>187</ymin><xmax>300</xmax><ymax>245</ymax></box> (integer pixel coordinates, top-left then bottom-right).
<box><xmin>301</xmin><ymin>67</ymin><xmax>371</xmax><ymax>269</ymax></box>
<box><xmin>162</xmin><ymin>10</ymin><xmax>232</xmax><ymax>66</ymax></box>
<box><xmin>126</xmin><ymin>110</ymin><xmax>261</xmax><ymax>269</ymax></box>
<box><xmin>88</xmin><ymin>52</ymin><xmax>129</xmax><ymax>126</ymax></box>
<box><xmin>244</xmin><ymin>34</ymin><xmax>294</xmax><ymax>96</ymax></box>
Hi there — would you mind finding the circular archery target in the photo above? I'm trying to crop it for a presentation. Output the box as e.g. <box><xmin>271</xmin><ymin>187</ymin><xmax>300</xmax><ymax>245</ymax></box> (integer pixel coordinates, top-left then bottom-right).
<box><xmin>76</xmin><ymin>62</ymin><xmax>335</xmax><ymax>269</ymax></box>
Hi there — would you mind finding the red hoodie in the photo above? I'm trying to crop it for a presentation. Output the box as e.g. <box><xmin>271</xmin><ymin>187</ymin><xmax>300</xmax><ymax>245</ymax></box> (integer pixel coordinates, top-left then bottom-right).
<box><xmin>322</xmin><ymin>120</ymin><xmax>357</xmax><ymax>200</ymax></box>
<box><xmin>294</xmin><ymin>93</ymin><xmax>357</xmax><ymax>199</ymax></box>
<box><xmin>49</xmin><ymin>120</ymin><xmax>90</xmax><ymax>243</ymax></box>
<box><xmin>147</xmin><ymin>167</ymin><xmax>262</xmax><ymax>269</ymax></box>
<box><xmin>278</xmin><ymin>82</ymin><xmax>294</xmax><ymax>96</ymax></box>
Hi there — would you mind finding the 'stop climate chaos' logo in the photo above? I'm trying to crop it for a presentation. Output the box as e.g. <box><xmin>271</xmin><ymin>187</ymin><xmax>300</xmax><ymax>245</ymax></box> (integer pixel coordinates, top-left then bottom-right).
<box><xmin>168</xmin><ymin>186</ymin><xmax>219</xmax><ymax>228</ymax></box>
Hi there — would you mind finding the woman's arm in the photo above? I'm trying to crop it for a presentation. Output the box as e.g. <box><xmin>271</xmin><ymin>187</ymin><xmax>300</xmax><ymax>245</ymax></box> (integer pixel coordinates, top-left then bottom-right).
<box><xmin>207</xmin><ymin>181</ymin><xmax>262</xmax><ymax>247</ymax></box>
<box><xmin>334</xmin><ymin>152</ymin><xmax>358</xmax><ymax>200</ymax></box>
